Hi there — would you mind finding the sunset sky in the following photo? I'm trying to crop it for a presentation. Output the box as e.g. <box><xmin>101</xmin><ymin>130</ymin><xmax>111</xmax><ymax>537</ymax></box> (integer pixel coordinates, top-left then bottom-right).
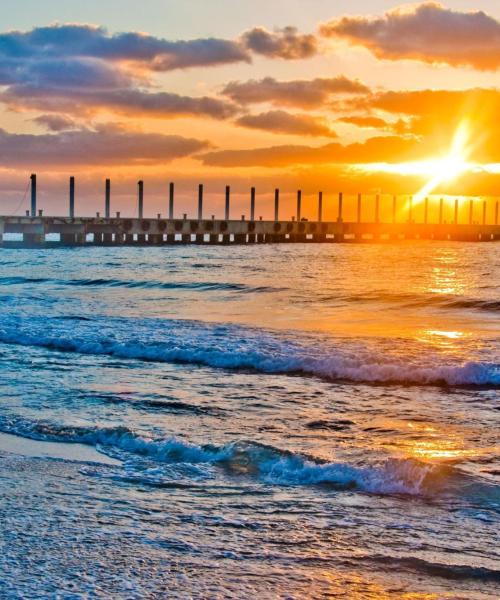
<box><xmin>1</xmin><ymin>1</ymin><xmax>500</xmax><ymax>218</ymax></box>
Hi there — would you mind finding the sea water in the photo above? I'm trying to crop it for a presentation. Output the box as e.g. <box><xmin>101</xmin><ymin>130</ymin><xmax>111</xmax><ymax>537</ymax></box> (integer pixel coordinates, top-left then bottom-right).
<box><xmin>0</xmin><ymin>242</ymin><xmax>498</xmax><ymax>598</ymax></box>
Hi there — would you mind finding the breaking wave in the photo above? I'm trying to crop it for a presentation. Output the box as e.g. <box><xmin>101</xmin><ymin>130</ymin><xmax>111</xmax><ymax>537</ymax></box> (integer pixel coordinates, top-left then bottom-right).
<box><xmin>0</xmin><ymin>416</ymin><xmax>436</xmax><ymax>496</ymax></box>
<box><xmin>0</xmin><ymin>316</ymin><xmax>497</xmax><ymax>387</ymax></box>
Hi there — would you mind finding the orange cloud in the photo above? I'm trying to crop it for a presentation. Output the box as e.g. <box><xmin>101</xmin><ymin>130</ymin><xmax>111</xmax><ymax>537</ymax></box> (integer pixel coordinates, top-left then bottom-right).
<box><xmin>347</xmin><ymin>88</ymin><xmax>500</xmax><ymax>162</ymax></box>
<box><xmin>236</xmin><ymin>110</ymin><xmax>337</xmax><ymax>137</ymax></box>
<box><xmin>222</xmin><ymin>76</ymin><xmax>369</xmax><ymax>108</ymax></box>
<box><xmin>199</xmin><ymin>136</ymin><xmax>426</xmax><ymax>168</ymax></box>
<box><xmin>320</xmin><ymin>2</ymin><xmax>500</xmax><ymax>70</ymax></box>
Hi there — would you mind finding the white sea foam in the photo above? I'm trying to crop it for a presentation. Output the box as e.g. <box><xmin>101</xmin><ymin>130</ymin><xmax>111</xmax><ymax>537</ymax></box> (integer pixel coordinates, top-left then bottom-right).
<box><xmin>0</xmin><ymin>417</ymin><xmax>434</xmax><ymax>496</ymax></box>
<box><xmin>0</xmin><ymin>316</ymin><xmax>498</xmax><ymax>386</ymax></box>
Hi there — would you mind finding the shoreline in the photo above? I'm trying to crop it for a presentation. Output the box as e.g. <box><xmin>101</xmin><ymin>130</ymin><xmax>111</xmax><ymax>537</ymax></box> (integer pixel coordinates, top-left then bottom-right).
<box><xmin>0</xmin><ymin>431</ymin><xmax>120</xmax><ymax>465</ymax></box>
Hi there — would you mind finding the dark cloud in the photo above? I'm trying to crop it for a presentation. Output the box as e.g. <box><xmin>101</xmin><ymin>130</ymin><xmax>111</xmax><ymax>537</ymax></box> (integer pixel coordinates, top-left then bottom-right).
<box><xmin>199</xmin><ymin>136</ymin><xmax>425</xmax><ymax>168</ymax></box>
<box><xmin>222</xmin><ymin>76</ymin><xmax>369</xmax><ymax>108</ymax></box>
<box><xmin>32</xmin><ymin>114</ymin><xmax>76</xmax><ymax>132</ymax></box>
<box><xmin>0</xmin><ymin>126</ymin><xmax>211</xmax><ymax>167</ymax></box>
<box><xmin>0</xmin><ymin>24</ymin><xmax>251</xmax><ymax>71</ymax></box>
<box><xmin>241</xmin><ymin>26</ymin><xmax>317</xmax><ymax>59</ymax></box>
<box><xmin>320</xmin><ymin>2</ymin><xmax>500</xmax><ymax>70</ymax></box>
<box><xmin>236</xmin><ymin>110</ymin><xmax>337</xmax><ymax>137</ymax></box>
<box><xmin>2</xmin><ymin>84</ymin><xmax>239</xmax><ymax>120</ymax></box>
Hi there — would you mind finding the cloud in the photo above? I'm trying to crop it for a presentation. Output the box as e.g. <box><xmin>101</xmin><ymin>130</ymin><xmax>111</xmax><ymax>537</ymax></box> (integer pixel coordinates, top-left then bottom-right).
<box><xmin>0</xmin><ymin>126</ymin><xmax>211</xmax><ymax>167</ymax></box>
<box><xmin>339</xmin><ymin>88</ymin><xmax>500</xmax><ymax>163</ymax></box>
<box><xmin>241</xmin><ymin>26</ymin><xmax>317</xmax><ymax>59</ymax></box>
<box><xmin>337</xmin><ymin>115</ymin><xmax>411</xmax><ymax>134</ymax></box>
<box><xmin>222</xmin><ymin>76</ymin><xmax>369</xmax><ymax>108</ymax></box>
<box><xmin>0</xmin><ymin>24</ymin><xmax>251</xmax><ymax>72</ymax></box>
<box><xmin>320</xmin><ymin>2</ymin><xmax>500</xmax><ymax>70</ymax></box>
<box><xmin>199</xmin><ymin>136</ymin><xmax>425</xmax><ymax>168</ymax></box>
<box><xmin>236</xmin><ymin>110</ymin><xmax>337</xmax><ymax>137</ymax></box>
<box><xmin>338</xmin><ymin>116</ymin><xmax>389</xmax><ymax>129</ymax></box>
<box><xmin>2</xmin><ymin>85</ymin><xmax>239</xmax><ymax>120</ymax></box>
<box><xmin>32</xmin><ymin>114</ymin><xmax>77</xmax><ymax>132</ymax></box>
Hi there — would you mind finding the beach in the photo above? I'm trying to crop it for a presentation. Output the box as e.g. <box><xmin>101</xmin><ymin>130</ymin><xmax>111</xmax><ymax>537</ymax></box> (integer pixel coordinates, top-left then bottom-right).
<box><xmin>0</xmin><ymin>241</ymin><xmax>498</xmax><ymax>598</ymax></box>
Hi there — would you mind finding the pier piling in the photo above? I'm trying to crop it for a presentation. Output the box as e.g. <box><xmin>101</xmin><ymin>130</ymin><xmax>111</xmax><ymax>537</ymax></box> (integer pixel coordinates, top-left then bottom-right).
<box><xmin>225</xmin><ymin>186</ymin><xmax>230</xmax><ymax>220</ymax></box>
<box><xmin>318</xmin><ymin>192</ymin><xmax>323</xmax><ymax>223</ymax></box>
<box><xmin>138</xmin><ymin>180</ymin><xmax>144</xmax><ymax>220</ymax></box>
<box><xmin>169</xmin><ymin>182</ymin><xmax>174</xmax><ymax>219</ymax></box>
<box><xmin>250</xmin><ymin>187</ymin><xmax>256</xmax><ymax>221</ymax></box>
<box><xmin>275</xmin><ymin>189</ymin><xmax>280</xmax><ymax>222</ymax></box>
<box><xmin>30</xmin><ymin>174</ymin><xmax>37</xmax><ymax>217</ymax></box>
<box><xmin>297</xmin><ymin>190</ymin><xmax>302</xmax><ymax>222</ymax></box>
<box><xmin>69</xmin><ymin>176</ymin><xmax>75</xmax><ymax>219</ymax></box>
<box><xmin>105</xmin><ymin>179</ymin><xmax>111</xmax><ymax>219</ymax></box>
<box><xmin>337</xmin><ymin>193</ymin><xmax>343</xmax><ymax>223</ymax></box>
<box><xmin>198</xmin><ymin>184</ymin><xmax>203</xmax><ymax>220</ymax></box>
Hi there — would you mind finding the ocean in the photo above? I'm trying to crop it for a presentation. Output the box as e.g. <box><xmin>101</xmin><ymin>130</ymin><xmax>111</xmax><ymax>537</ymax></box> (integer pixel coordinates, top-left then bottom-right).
<box><xmin>0</xmin><ymin>242</ymin><xmax>498</xmax><ymax>598</ymax></box>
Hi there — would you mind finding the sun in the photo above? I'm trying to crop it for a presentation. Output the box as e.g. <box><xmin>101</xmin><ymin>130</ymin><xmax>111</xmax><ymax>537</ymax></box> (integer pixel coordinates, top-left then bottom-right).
<box><xmin>413</xmin><ymin>121</ymin><xmax>471</xmax><ymax>203</ymax></box>
<box><xmin>354</xmin><ymin>121</ymin><xmax>473</xmax><ymax>203</ymax></box>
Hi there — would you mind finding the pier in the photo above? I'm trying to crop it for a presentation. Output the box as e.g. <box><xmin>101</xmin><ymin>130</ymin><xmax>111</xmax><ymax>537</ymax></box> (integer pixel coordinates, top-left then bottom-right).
<box><xmin>1</xmin><ymin>175</ymin><xmax>499</xmax><ymax>247</ymax></box>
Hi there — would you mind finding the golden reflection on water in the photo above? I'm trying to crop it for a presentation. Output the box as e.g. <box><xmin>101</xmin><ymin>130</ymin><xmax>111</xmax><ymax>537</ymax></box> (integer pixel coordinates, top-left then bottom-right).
<box><xmin>373</xmin><ymin>419</ymin><xmax>487</xmax><ymax>464</ymax></box>
<box><xmin>317</xmin><ymin>569</ymin><xmax>442</xmax><ymax>599</ymax></box>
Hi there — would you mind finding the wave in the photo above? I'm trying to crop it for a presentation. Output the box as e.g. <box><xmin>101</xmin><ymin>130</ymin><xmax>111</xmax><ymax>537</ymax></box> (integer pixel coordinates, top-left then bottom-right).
<box><xmin>81</xmin><ymin>393</ymin><xmax>225</xmax><ymax>416</ymax></box>
<box><xmin>0</xmin><ymin>275</ymin><xmax>282</xmax><ymax>294</ymax></box>
<box><xmin>318</xmin><ymin>291</ymin><xmax>500</xmax><ymax>313</ymax></box>
<box><xmin>0</xmin><ymin>417</ymin><xmax>436</xmax><ymax>496</ymax></box>
<box><xmin>367</xmin><ymin>554</ymin><xmax>500</xmax><ymax>582</ymax></box>
<box><xmin>0</xmin><ymin>316</ymin><xmax>497</xmax><ymax>387</ymax></box>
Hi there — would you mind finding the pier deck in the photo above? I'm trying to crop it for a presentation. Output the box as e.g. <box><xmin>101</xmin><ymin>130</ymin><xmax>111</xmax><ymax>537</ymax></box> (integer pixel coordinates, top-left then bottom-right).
<box><xmin>1</xmin><ymin>215</ymin><xmax>498</xmax><ymax>246</ymax></box>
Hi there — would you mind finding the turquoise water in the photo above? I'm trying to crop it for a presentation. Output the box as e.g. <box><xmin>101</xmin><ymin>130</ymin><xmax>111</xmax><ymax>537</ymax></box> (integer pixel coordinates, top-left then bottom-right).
<box><xmin>0</xmin><ymin>242</ymin><xmax>498</xmax><ymax>598</ymax></box>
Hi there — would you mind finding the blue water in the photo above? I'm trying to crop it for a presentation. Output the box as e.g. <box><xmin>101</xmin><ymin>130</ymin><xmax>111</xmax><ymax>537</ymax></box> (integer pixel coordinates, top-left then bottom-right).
<box><xmin>0</xmin><ymin>243</ymin><xmax>498</xmax><ymax>598</ymax></box>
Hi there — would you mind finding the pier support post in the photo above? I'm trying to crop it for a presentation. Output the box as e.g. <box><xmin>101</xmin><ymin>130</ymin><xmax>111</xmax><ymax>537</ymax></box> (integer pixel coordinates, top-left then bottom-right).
<box><xmin>105</xmin><ymin>179</ymin><xmax>111</xmax><ymax>218</ymax></box>
<box><xmin>469</xmin><ymin>199</ymin><xmax>473</xmax><ymax>225</ymax></box>
<box><xmin>392</xmin><ymin>196</ymin><xmax>396</xmax><ymax>224</ymax></box>
<box><xmin>337</xmin><ymin>192</ymin><xmax>343</xmax><ymax>222</ymax></box>
<box><xmin>297</xmin><ymin>190</ymin><xmax>302</xmax><ymax>222</ymax></box>
<box><xmin>69</xmin><ymin>176</ymin><xmax>75</xmax><ymax>218</ymax></box>
<box><xmin>408</xmin><ymin>196</ymin><xmax>413</xmax><ymax>223</ymax></box>
<box><xmin>357</xmin><ymin>194</ymin><xmax>362</xmax><ymax>224</ymax></box>
<box><xmin>454</xmin><ymin>199</ymin><xmax>458</xmax><ymax>225</ymax></box>
<box><xmin>424</xmin><ymin>197</ymin><xmax>428</xmax><ymax>225</ymax></box>
<box><xmin>482</xmin><ymin>200</ymin><xmax>487</xmax><ymax>225</ymax></box>
<box><xmin>318</xmin><ymin>191</ymin><xmax>323</xmax><ymax>223</ymax></box>
<box><xmin>198</xmin><ymin>184</ymin><xmax>203</xmax><ymax>220</ymax></box>
<box><xmin>439</xmin><ymin>198</ymin><xmax>444</xmax><ymax>224</ymax></box>
<box><xmin>250</xmin><ymin>187</ymin><xmax>255</xmax><ymax>221</ymax></box>
<box><xmin>495</xmin><ymin>201</ymin><xmax>499</xmax><ymax>226</ymax></box>
<box><xmin>375</xmin><ymin>194</ymin><xmax>380</xmax><ymax>224</ymax></box>
<box><xmin>274</xmin><ymin>189</ymin><xmax>280</xmax><ymax>221</ymax></box>
<box><xmin>138</xmin><ymin>180</ymin><xmax>144</xmax><ymax>220</ymax></box>
<box><xmin>169</xmin><ymin>182</ymin><xmax>174</xmax><ymax>219</ymax></box>
<box><xmin>225</xmin><ymin>186</ymin><xmax>230</xmax><ymax>220</ymax></box>
<box><xmin>0</xmin><ymin>218</ymin><xmax>3</xmax><ymax>246</ymax></box>
<box><xmin>30</xmin><ymin>174</ymin><xmax>37</xmax><ymax>217</ymax></box>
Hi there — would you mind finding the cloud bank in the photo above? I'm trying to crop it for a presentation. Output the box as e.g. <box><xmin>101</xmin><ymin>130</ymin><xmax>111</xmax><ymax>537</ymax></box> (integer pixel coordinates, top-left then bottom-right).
<box><xmin>320</xmin><ymin>2</ymin><xmax>500</xmax><ymax>70</ymax></box>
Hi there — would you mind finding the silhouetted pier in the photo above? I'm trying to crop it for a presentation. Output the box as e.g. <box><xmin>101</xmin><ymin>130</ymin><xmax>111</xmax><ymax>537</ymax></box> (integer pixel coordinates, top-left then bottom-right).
<box><xmin>1</xmin><ymin>175</ymin><xmax>499</xmax><ymax>247</ymax></box>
